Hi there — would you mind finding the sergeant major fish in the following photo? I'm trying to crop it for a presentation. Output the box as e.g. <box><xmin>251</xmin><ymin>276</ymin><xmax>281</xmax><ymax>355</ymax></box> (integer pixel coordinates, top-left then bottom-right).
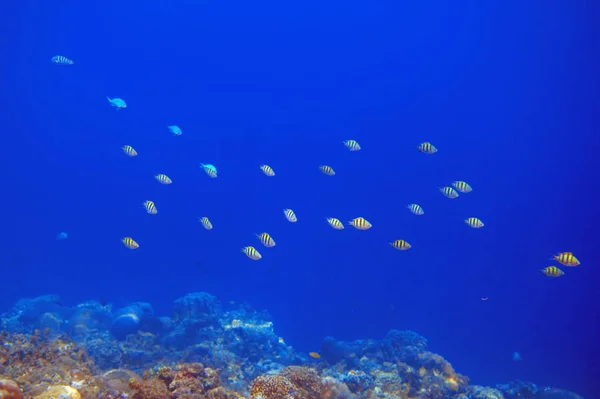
<box><xmin>168</xmin><ymin>125</ymin><xmax>182</xmax><ymax>136</ymax></box>
<box><xmin>107</xmin><ymin>97</ymin><xmax>127</xmax><ymax>110</ymax></box>
<box><xmin>51</xmin><ymin>55</ymin><xmax>74</xmax><ymax>65</ymax></box>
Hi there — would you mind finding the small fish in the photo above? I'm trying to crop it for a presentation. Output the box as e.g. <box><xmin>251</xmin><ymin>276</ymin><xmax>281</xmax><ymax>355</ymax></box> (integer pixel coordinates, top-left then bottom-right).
<box><xmin>465</xmin><ymin>217</ymin><xmax>484</xmax><ymax>228</ymax></box>
<box><xmin>319</xmin><ymin>165</ymin><xmax>335</xmax><ymax>176</ymax></box>
<box><xmin>199</xmin><ymin>217</ymin><xmax>213</xmax><ymax>230</ymax></box>
<box><xmin>348</xmin><ymin>217</ymin><xmax>372</xmax><ymax>230</ymax></box>
<box><xmin>439</xmin><ymin>186</ymin><xmax>459</xmax><ymax>199</ymax></box>
<box><xmin>390</xmin><ymin>239</ymin><xmax>411</xmax><ymax>250</ymax></box>
<box><xmin>200</xmin><ymin>163</ymin><xmax>217</xmax><ymax>178</ymax></box>
<box><xmin>260</xmin><ymin>165</ymin><xmax>275</xmax><ymax>177</ymax></box>
<box><xmin>407</xmin><ymin>204</ymin><xmax>424</xmax><ymax>215</ymax></box>
<box><xmin>278</xmin><ymin>337</ymin><xmax>285</xmax><ymax>344</ymax></box>
<box><xmin>453</xmin><ymin>181</ymin><xmax>472</xmax><ymax>193</ymax></box>
<box><xmin>155</xmin><ymin>174</ymin><xmax>172</xmax><ymax>184</ymax></box>
<box><xmin>283</xmin><ymin>208</ymin><xmax>297</xmax><ymax>222</ymax></box>
<box><xmin>418</xmin><ymin>142</ymin><xmax>437</xmax><ymax>154</ymax></box>
<box><xmin>308</xmin><ymin>352</ymin><xmax>321</xmax><ymax>359</ymax></box>
<box><xmin>343</xmin><ymin>139</ymin><xmax>361</xmax><ymax>151</ymax></box>
<box><xmin>256</xmin><ymin>232</ymin><xmax>276</xmax><ymax>247</ymax></box>
<box><xmin>541</xmin><ymin>266</ymin><xmax>564</xmax><ymax>277</ymax></box>
<box><xmin>107</xmin><ymin>97</ymin><xmax>127</xmax><ymax>110</ymax></box>
<box><xmin>481</xmin><ymin>297</ymin><xmax>489</xmax><ymax>301</ymax></box>
<box><xmin>122</xmin><ymin>237</ymin><xmax>139</xmax><ymax>249</ymax></box>
<box><xmin>418</xmin><ymin>367</ymin><xmax>426</xmax><ymax>377</ymax></box>
<box><xmin>327</xmin><ymin>217</ymin><xmax>344</xmax><ymax>230</ymax></box>
<box><xmin>512</xmin><ymin>352</ymin><xmax>522</xmax><ymax>361</ymax></box>
<box><xmin>552</xmin><ymin>252</ymin><xmax>580</xmax><ymax>267</ymax></box>
<box><xmin>242</xmin><ymin>246</ymin><xmax>262</xmax><ymax>260</ymax></box>
<box><xmin>56</xmin><ymin>232</ymin><xmax>68</xmax><ymax>240</ymax></box>
<box><xmin>122</xmin><ymin>145</ymin><xmax>137</xmax><ymax>157</ymax></box>
<box><xmin>51</xmin><ymin>55</ymin><xmax>74</xmax><ymax>65</ymax></box>
<box><xmin>167</xmin><ymin>125</ymin><xmax>182</xmax><ymax>136</ymax></box>
<box><xmin>143</xmin><ymin>200</ymin><xmax>157</xmax><ymax>215</ymax></box>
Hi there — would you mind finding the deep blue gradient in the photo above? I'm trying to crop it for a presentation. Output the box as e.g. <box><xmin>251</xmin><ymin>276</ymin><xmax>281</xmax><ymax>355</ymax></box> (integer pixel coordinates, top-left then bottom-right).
<box><xmin>1</xmin><ymin>0</ymin><xmax>599</xmax><ymax>396</ymax></box>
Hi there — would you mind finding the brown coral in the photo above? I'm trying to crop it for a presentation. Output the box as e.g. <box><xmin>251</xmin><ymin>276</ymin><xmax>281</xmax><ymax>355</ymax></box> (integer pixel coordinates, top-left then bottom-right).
<box><xmin>250</xmin><ymin>375</ymin><xmax>300</xmax><ymax>399</ymax></box>
<box><xmin>279</xmin><ymin>366</ymin><xmax>322</xmax><ymax>399</ymax></box>
<box><xmin>0</xmin><ymin>379</ymin><xmax>23</xmax><ymax>399</ymax></box>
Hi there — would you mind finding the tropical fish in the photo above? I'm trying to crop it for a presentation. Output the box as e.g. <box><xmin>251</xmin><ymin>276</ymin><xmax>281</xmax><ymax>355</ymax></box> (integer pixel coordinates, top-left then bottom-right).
<box><xmin>200</xmin><ymin>163</ymin><xmax>217</xmax><ymax>178</ymax></box>
<box><xmin>51</xmin><ymin>55</ymin><xmax>74</xmax><ymax>65</ymax></box>
<box><xmin>390</xmin><ymin>239</ymin><xmax>411</xmax><ymax>250</ymax></box>
<box><xmin>348</xmin><ymin>217</ymin><xmax>372</xmax><ymax>230</ymax></box>
<box><xmin>122</xmin><ymin>237</ymin><xmax>139</xmax><ymax>249</ymax></box>
<box><xmin>242</xmin><ymin>246</ymin><xmax>262</xmax><ymax>260</ymax></box>
<box><xmin>319</xmin><ymin>165</ymin><xmax>335</xmax><ymax>176</ymax></box>
<box><xmin>199</xmin><ymin>217</ymin><xmax>213</xmax><ymax>230</ymax></box>
<box><xmin>407</xmin><ymin>204</ymin><xmax>424</xmax><ymax>215</ymax></box>
<box><xmin>308</xmin><ymin>352</ymin><xmax>321</xmax><ymax>359</ymax></box>
<box><xmin>107</xmin><ymin>97</ymin><xmax>127</xmax><ymax>110</ymax></box>
<box><xmin>256</xmin><ymin>232</ymin><xmax>276</xmax><ymax>247</ymax></box>
<box><xmin>168</xmin><ymin>125</ymin><xmax>182</xmax><ymax>135</ymax></box>
<box><xmin>327</xmin><ymin>217</ymin><xmax>344</xmax><ymax>230</ymax></box>
<box><xmin>143</xmin><ymin>200</ymin><xmax>157</xmax><ymax>215</ymax></box>
<box><xmin>155</xmin><ymin>174</ymin><xmax>172</xmax><ymax>184</ymax></box>
<box><xmin>260</xmin><ymin>165</ymin><xmax>275</xmax><ymax>177</ymax></box>
<box><xmin>122</xmin><ymin>145</ymin><xmax>137</xmax><ymax>157</ymax></box>
<box><xmin>283</xmin><ymin>208</ymin><xmax>297</xmax><ymax>222</ymax></box>
<box><xmin>418</xmin><ymin>142</ymin><xmax>437</xmax><ymax>154</ymax></box>
<box><xmin>465</xmin><ymin>217</ymin><xmax>484</xmax><ymax>228</ymax></box>
<box><xmin>278</xmin><ymin>337</ymin><xmax>285</xmax><ymax>344</ymax></box>
<box><xmin>343</xmin><ymin>139</ymin><xmax>361</xmax><ymax>151</ymax></box>
<box><xmin>439</xmin><ymin>186</ymin><xmax>459</xmax><ymax>199</ymax></box>
<box><xmin>56</xmin><ymin>232</ymin><xmax>68</xmax><ymax>240</ymax></box>
<box><xmin>541</xmin><ymin>266</ymin><xmax>564</xmax><ymax>277</ymax></box>
<box><xmin>453</xmin><ymin>181</ymin><xmax>472</xmax><ymax>193</ymax></box>
<box><xmin>552</xmin><ymin>252</ymin><xmax>580</xmax><ymax>267</ymax></box>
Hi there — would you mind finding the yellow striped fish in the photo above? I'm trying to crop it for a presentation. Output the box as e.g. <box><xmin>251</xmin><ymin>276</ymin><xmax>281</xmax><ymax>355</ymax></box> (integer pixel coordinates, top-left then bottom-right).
<box><xmin>465</xmin><ymin>217</ymin><xmax>484</xmax><ymax>228</ymax></box>
<box><xmin>407</xmin><ymin>204</ymin><xmax>424</xmax><ymax>215</ymax></box>
<box><xmin>122</xmin><ymin>237</ymin><xmax>139</xmax><ymax>249</ymax></box>
<box><xmin>541</xmin><ymin>266</ymin><xmax>564</xmax><ymax>277</ymax></box>
<box><xmin>143</xmin><ymin>200</ymin><xmax>157</xmax><ymax>215</ymax></box>
<box><xmin>418</xmin><ymin>142</ymin><xmax>437</xmax><ymax>154</ymax></box>
<box><xmin>51</xmin><ymin>55</ymin><xmax>74</xmax><ymax>65</ymax></box>
<box><xmin>283</xmin><ymin>208</ymin><xmax>297</xmax><ymax>222</ymax></box>
<box><xmin>242</xmin><ymin>246</ymin><xmax>262</xmax><ymax>260</ymax></box>
<box><xmin>453</xmin><ymin>181</ymin><xmax>472</xmax><ymax>193</ymax></box>
<box><xmin>327</xmin><ymin>217</ymin><xmax>344</xmax><ymax>230</ymax></box>
<box><xmin>343</xmin><ymin>140</ymin><xmax>361</xmax><ymax>151</ymax></box>
<box><xmin>348</xmin><ymin>217</ymin><xmax>372</xmax><ymax>230</ymax></box>
<box><xmin>199</xmin><ymin>217</ymin><xmax>213</xmax><ymax>230</ymax></box>
<box><xmin>260</xmin><ymin>165</ymin><xmax>275</xmax><ymax>176</ymax></box>
<box><xmin>122</xmin><ymin>145</ymin><xmax>137</xmax><ymax>157</ymax></box>
<box><xmin>256</xmin><ymin>232</ymin><xmax>276</xmax><ymax>247</ymax></box>
<box><xmin>390</xmin><ymin>239</ymin><xmax>411</xmax><ymax>250</ymax></box>
<box><xmin>200</xmin><ymin>163</ymin><xmax>217</xmax><ymax>178</ymax></box>
<box><xmin>155</xmin><ymin>174</ymin><xmax>172</xmax><ymax>184</ymax></box>
<box><xmin>439</xmin><ymin>186</ymin><xmax>459</xmax><ymax>199</ymax></box>
<box><xmin>552</xmin><ymin>252</ymin><xmax>580</xmax><ymax>267</ymax></box>
<box><xmin>319</xmin><ymin>165</ymin><xmax>335</xmax><ymax>176</ymax></box>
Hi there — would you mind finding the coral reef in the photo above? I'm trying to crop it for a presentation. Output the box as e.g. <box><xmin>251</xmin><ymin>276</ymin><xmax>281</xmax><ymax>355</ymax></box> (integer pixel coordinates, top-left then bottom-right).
<box><xmin>0</xmin><ymin>293</ymin><xmax>586</xmax><ymax>399</ymax></box>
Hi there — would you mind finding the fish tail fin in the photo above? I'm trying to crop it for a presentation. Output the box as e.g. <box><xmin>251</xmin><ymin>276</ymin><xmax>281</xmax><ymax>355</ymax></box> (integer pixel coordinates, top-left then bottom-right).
<box><xmin>106</xmin><ymin>96</ymin><xmax>111</xmax><ymax>101</ymax></box>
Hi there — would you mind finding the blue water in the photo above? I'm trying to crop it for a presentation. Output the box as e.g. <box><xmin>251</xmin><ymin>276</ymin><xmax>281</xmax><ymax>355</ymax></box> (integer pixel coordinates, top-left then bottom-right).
<box><xmin>2</xmin><ymin>0</ymin><xmax>599</xmax><ymax>396</ymax></box>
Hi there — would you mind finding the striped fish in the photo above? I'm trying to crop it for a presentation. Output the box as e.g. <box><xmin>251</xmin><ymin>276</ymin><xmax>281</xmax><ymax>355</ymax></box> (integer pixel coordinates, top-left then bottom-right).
<box><xmin>51</xmin><ymin>55</ymin><xmax>74</xmax><ymax>65</ymax></box>
<box><xmin>143</xmin><ymin>200</ymin><xmax>157</xmax><ymax>215</ymax></box>
<box><xmin>155</xmin><ymin>174</ymin><xmax>172</xmax><ymax>184</ymax></box>
<box><xmin>465</xmin><ymin>217</ymin><xmax>484</xmax><ymax>228</ymax></box>
<box><xmin>283</xmin><ymin>208</ymin><xmax>297</xmax><ymax>222</ymax></box>
<box><xmin>319</xmin><ymin>165</ymin><xmax>335</xmax><ymax>175</ymax></box>
<box><xmin>122</xmin><ymin>237</ymin><xmax>139</xmax><ymax>249</ymax></box>
<box><xmin>541</xmin><ymin>266</ymin><xmax>564</xmax><ymax>277</ymax></box>
<box><xmin>553</xmin><ymin>252</ymin><xmax>580</xmax><ymax>267</ymax></box>
<box><xmin>390</xmin><ymin>239</ymin><xmax>411</xmax><ymax>250</ymax></box>
<box><xmin>256</xmin><ymin>232</ymin><xmax>276</xmax><ymax>247</ymax></box>
<box><xmin>348</xmin><ymin>217</ymin><xmax>371</xmax><ymax>230</ymax></box>
<box><xmin>407</xmin><ymin>204</ymin><xmax>424</xmax><ymax>215</ymax></box>
<box><xmin>199</xmin><ymin>217</ymin><xmax>213</xmax><ymax>230</ymax></box>
<box><xmin>260</xmin><ymin>164</ymin><xmax>275</xmax><ymax>177</ymax></box>
<box><xmin>453</xmin><ymin>180</ymin><xmax>472</xmax><ymax>193</ymax></box>
<box><xmin>343</xmin><ymin>139</ymin><xmax>361</xmax><ymax>151</ymax></box>
<box><xmin>439</xmin><ymin>186</ymin><xmax>459</xmax><ymax>199</ymax></box>
<box><xmin>418</xmin><ymin>142</ymin><xmax>437</xmax><ymax>154</ymax></box>
<box><xmin>200</xmin><ymin>163</ymin><xmax>217</xmax><ymax>178</ymax></box>
<box><xmin>327</xmin><ymin>217</ymin><xmax>344</xmax><ymax>230</ymax></box>
<box><xmin>122</xmin><ymin>145</ymin><xmax>137</xmax><ymax>157</ymax></box>
<box><xmin>242</xmin><ymin>246</ymin><xmax>262</xmax><ymax>260</ymax></box>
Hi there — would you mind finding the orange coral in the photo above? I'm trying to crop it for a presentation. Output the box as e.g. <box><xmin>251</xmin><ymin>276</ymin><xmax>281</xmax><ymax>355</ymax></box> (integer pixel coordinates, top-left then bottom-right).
<box><xmin>0</xmin><ymin>379</ymin><xmax>23</xmax><ymax>399</ymax></box>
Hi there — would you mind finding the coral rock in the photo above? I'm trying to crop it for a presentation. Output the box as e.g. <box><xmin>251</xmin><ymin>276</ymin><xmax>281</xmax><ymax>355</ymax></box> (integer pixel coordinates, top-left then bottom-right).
<box><xmin>0</xmin><ymin>379</ymin><xmax>23</xmax><ymax>399</ymax></box>
<box><xmin>250</xmin><ymin>375</ymin><xmax>299</xmax><ymax>399</ymax></box>
<box><xmin>34</xmin><ymin>385</ymin><xmax>81</xmax><ymax>399</ymax></box>
<box><xmin>280</xmin><ymin>366</ymin><xmax>322</xmax><ymax>399</ymax></box>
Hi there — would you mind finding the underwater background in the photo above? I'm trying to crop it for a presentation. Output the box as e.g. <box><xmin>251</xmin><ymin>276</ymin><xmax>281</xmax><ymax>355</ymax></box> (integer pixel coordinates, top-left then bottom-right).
<box><xmin>1</xmin><ymin>0</ymin><xmax>599</xmax><ymax>398</ymax></box>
